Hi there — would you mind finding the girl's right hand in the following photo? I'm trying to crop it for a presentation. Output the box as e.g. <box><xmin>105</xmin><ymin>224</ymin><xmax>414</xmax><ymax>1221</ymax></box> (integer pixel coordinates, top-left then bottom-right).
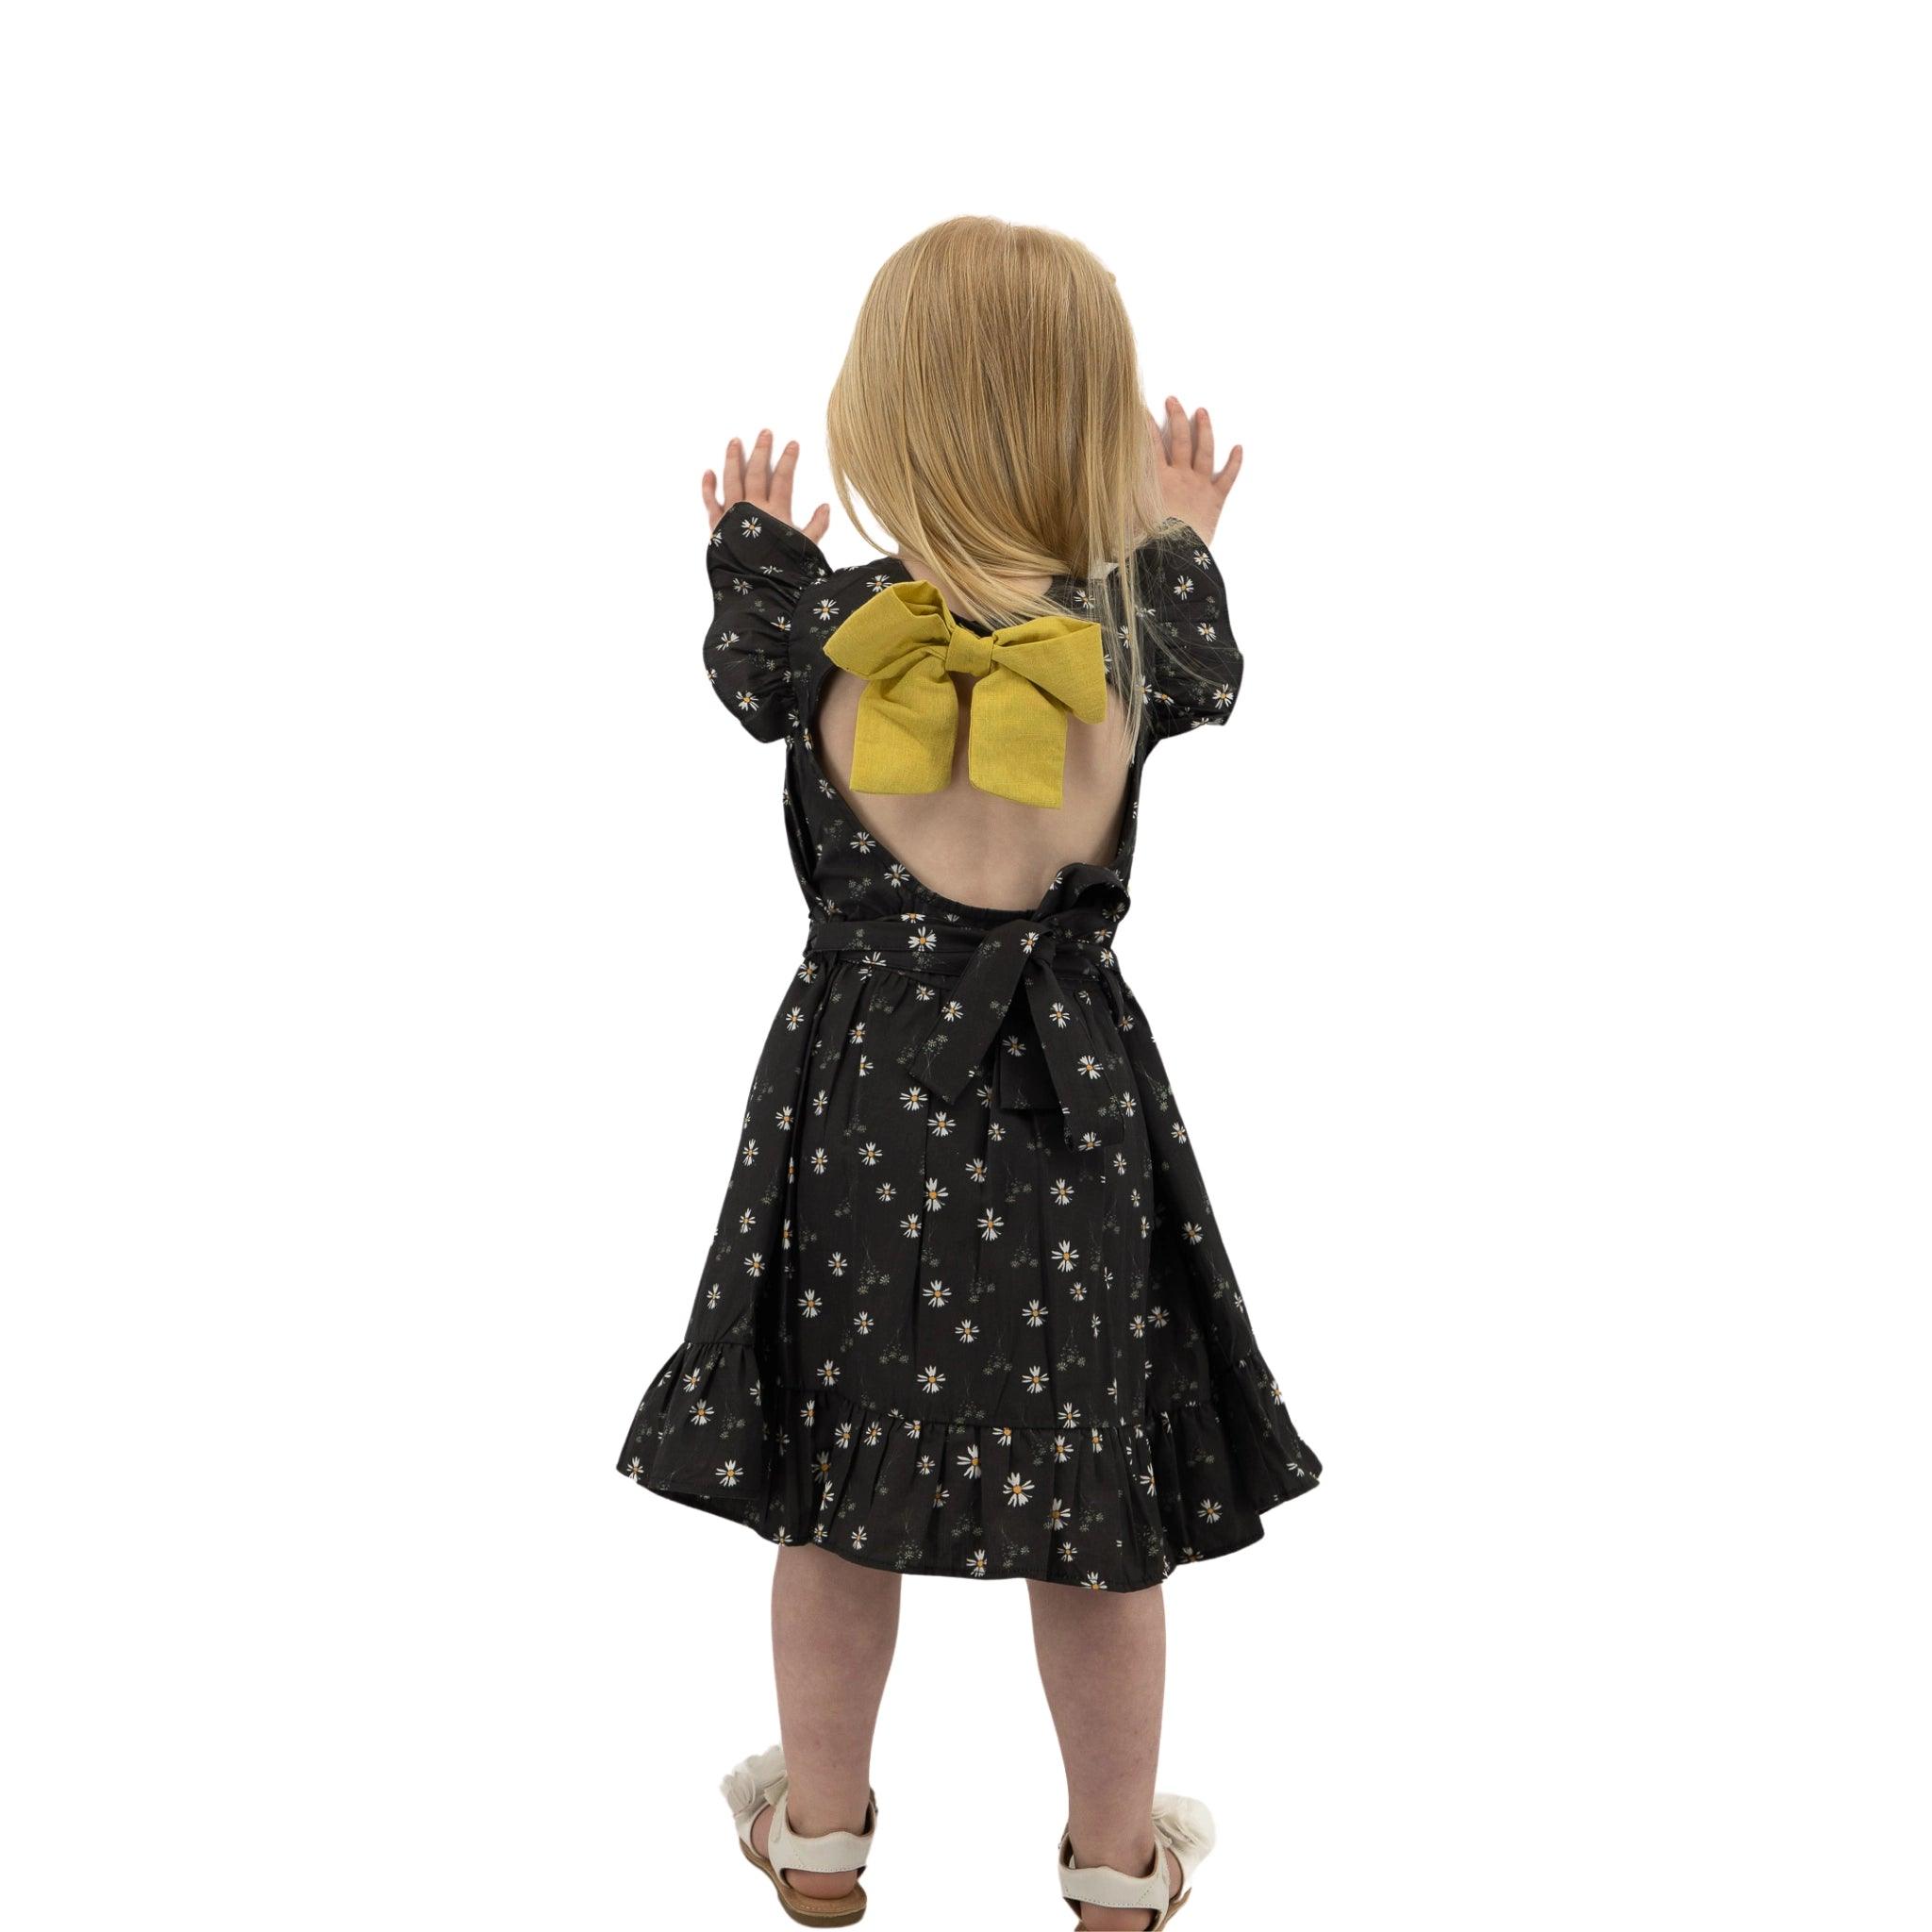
<box><xmin>1148</xmin><ymin>396</ymin><xmax>1242</xmax><ymax>543</ymax></box>
<box><xmin>701</xmin><ymin>430</ymin><xmax>831</xmax><ymax>542</ymax></box>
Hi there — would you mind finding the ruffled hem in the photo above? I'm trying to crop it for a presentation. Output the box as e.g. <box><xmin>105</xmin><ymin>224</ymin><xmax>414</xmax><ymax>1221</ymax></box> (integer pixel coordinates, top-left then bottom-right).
<box><xmin>614</xmin><ymin>1332</ymin><xmax>1320</xmax><ymax>1593</ymax></box>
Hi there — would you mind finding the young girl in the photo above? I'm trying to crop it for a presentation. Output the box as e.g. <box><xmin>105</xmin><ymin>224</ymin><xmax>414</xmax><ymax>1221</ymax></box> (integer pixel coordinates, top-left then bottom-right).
<box><xmin>616</xmin><ymin>217</ymin><xmax>1321</xmax><ymax>1930</ymax></box>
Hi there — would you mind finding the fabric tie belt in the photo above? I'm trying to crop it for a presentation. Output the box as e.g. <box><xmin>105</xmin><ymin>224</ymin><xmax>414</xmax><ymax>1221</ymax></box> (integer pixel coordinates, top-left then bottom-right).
<box><xmin>805</xmin><ymin>866</ymin><xmax>1134</xmax><ymax>1148</ymax></box>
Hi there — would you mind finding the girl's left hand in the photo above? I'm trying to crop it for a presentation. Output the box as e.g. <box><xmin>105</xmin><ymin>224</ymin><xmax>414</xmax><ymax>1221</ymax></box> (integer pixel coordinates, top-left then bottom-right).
<box><xmin>1148</xmin><ymin>396</ymin><xmax>1242</xmax><ymax>543</ymax></box>
<box><xmin>702</xmin><ymin>429</ymin><xmax>831</xmax><ymax>542</ymax></box>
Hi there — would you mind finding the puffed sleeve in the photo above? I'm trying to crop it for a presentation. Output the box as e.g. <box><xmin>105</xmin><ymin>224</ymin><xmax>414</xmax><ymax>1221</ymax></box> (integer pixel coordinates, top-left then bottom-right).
<box><xmin>704</xmin><ymin>500</ymin><xmax>834</xmax><ymax>741</ymax></box>
<box><xmin>1134</xmin><ymin>522</ymin><xmax>1244</xmax><ymax>748</ymax></box>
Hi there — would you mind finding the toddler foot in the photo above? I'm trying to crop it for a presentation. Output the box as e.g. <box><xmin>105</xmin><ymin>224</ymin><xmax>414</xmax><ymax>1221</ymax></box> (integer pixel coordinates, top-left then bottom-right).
<box><xmin>750</xmin><ymin>1800</ymin><xmax>864</xmax><ymax>1903</ymax></box>
<box><xmin>1074</xmin><ymin>1839</ymin><xmax>1183</xmax><ymax>1931</ymax></box>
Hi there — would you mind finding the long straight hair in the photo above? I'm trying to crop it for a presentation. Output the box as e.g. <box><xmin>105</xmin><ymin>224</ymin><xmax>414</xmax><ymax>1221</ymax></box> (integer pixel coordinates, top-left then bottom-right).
<box><xmin>825</xmin><ymin>217</ymin><xmax>1178</xmax><ymax>750</ymax></box>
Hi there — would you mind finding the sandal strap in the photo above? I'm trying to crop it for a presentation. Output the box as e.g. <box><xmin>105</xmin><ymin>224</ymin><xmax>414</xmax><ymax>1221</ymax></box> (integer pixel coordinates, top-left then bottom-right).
<box><xmin>1058</xmin><ymin>1829</ymin><xmax>1170</xmax><ymax>1913</ymax></box>
<box><xmin>768</xmin><ymin>1788</ymin><xmax>877</xmax><ymax>1875</ymax></box>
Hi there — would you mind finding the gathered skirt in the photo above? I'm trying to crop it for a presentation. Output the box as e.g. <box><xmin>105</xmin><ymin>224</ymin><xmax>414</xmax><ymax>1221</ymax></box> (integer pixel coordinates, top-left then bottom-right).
<box><xmin>614</xmin><ymin>908</ymin><xmax>1321</xmax><ymax>1592</ymax></box>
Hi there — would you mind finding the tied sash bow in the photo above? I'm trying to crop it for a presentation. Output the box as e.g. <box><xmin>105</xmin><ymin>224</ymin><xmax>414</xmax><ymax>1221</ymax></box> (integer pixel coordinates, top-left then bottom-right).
<box><xmin>923</xmin><ymin>914</ymin><xmax>1131</xmax><ymax>1147</ymax></box>
<box><xmin>820</xmin><ymin>580</ymin><xmax>1108</xmax><ymax>808</ymax></box>
<box><xmin>805</xmin><ymin>867</ymin><xmax>1134</xmax><ymax>1149</ymax></box>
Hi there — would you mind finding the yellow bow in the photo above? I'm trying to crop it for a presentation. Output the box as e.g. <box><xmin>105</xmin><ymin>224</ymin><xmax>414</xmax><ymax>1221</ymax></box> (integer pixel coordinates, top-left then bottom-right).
<box><xmin>820</xmin><ymin>581</ymin><xmax>1108</xmax><ymax>808</ymax></box>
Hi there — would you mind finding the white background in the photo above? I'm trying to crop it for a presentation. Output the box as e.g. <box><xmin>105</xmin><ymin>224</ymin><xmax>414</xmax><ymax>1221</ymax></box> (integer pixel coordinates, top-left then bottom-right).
<box><xmin>4</xmin><ymin>3</ymin><xmax>1928</xmax><ymax>1926</ymax></box>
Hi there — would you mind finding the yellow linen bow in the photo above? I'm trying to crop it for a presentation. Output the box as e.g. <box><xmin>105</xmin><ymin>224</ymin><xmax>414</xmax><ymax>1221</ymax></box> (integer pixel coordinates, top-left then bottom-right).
<box><xmin>820</xmin><ymin>581</ymin><xmax>1108</xmax><ymax>808</ymax></box>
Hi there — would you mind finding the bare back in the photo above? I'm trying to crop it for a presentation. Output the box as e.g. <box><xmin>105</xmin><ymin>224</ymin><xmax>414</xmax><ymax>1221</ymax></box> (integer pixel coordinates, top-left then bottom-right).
<box><xmin>808</xmin><ymin>549</ymin><xmax>1136</xmax><ymax>910</ymax></box>
<box><xmin>813</xmin><ymin>658</ymin><xmax>1135</xmax><ymax>916</ymax></box>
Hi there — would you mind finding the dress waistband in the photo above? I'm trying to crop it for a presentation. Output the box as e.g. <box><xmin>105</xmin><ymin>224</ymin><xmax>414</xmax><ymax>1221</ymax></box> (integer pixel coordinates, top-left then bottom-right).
<box><xmin>804</xmin><ymin>866</ymin><xmax>1133</xmax><ymax>1149</ymax></box>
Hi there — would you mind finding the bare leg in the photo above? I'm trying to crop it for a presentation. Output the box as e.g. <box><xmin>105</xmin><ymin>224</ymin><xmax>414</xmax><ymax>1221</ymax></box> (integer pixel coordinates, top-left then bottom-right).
<box><xmin>1028</xmin><ymin>1578</ymin><xmax>1182</xmax><ymax>1932</ymax></box>
<box><xmin>749</xmin><ymin>1543</ymin><xmax>901</xmax><ymax>1902</ymax></box>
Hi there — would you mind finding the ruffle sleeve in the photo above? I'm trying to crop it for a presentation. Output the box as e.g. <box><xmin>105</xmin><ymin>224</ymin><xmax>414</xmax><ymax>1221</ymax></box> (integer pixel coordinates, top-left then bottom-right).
<box><xmin>1134</xmin><ymin>521</ymin><xmax>1244</xmax><ymax>748</ymax></box>
<box><xmin>704</xmin><ymin>500</ymin><xmax>834</xmax><ymax>742</ymax></box>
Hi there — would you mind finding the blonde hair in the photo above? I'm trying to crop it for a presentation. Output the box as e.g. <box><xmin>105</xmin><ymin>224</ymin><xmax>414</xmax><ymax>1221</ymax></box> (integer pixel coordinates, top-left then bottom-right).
<box><xmin>826</xmin><ymin>216</ymin><xmax>1179</xmax><ymax>749</ymax></box>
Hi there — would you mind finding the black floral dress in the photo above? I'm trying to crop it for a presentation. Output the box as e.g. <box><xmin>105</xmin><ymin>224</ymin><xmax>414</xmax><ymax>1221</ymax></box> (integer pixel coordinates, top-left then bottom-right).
<box><xmin>614</xmin><ymin>502</ymin><xmax>1321</xmax><ymax>1591</ymax></box>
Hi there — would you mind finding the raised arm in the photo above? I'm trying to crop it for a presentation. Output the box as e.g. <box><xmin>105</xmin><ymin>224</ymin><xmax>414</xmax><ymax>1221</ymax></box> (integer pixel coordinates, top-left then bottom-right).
<box><xmin>1139</xmin><ymin>397</ymin><xmax>1246</xmax><ymax>745</ymax></box>
<box><xmin>697</xmin><ymin>431</ymin><xmax>834</xmax><ymax>742</ymax></box>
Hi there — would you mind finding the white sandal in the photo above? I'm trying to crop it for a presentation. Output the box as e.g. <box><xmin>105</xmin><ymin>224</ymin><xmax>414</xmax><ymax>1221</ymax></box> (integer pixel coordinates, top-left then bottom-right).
<box><xmin>1057</xmin><ymin>1792</ymin><xmax>1217</xmax><ymax>1929</ymax></box>
<box><xmin>722</xmin><ymin>1743</ymin><xmax>879</xmax><ymax>1927</ymax></box>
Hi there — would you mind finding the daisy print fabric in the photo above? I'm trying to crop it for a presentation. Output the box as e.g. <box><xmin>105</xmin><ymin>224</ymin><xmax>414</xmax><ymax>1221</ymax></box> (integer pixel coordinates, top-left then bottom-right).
<box><xmin>614</xmin><ymin>504</ymin><xmax>1320</xmax><ymax>1591</ymax></box>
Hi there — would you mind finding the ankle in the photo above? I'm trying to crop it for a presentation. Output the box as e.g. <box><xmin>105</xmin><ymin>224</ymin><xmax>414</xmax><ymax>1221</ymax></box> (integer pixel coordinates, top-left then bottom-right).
<box><xmin>1067</xmin><ymin>1825</ymin><xmax>1158</xmax><ymax>1881</ymax></box>
<box><xmin>782</xmin><ymin>1790</ymin><xmax>872</xmax><ymax>1839</ymax></box>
